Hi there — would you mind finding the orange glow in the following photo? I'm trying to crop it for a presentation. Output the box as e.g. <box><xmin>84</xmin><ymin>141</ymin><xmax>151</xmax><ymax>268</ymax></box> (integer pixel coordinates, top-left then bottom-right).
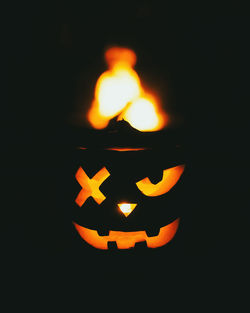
<box><xmin>106</xmin><ymin>147</ymin><xmax>147</xmax><ymax>151</ymax></box>
<box><xmin>87</xmin><ymin>46</ymin><xmax>168</xmax><ymax>131</ymax></box>
<box><xmin>136</xmin><ymin>165</ymin><xmax>185</xmax><ymax>197</ymax></box>
<box><xmin>105</xmin><ymin>46</ymin><xmax>137</xmax><ymax>68</ymax></box>
<box><xmin>73</xmin><ymin>218</ymin><xmax>180</xmax><ymax>250</ymax></box>
<box><xmin>118</xmin><ymin>203</ymin><xmax>137</xmax><ymax>217</ymax></box>
<box><xmin>75</xmin><ymin>166</ymin><xmax>110</xmax><ymax>206</ymax></box>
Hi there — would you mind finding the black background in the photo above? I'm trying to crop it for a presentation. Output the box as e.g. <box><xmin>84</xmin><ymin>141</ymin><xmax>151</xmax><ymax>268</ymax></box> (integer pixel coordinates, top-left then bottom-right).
<box><xmin>3</xmin><ymin>0</ymin><xmax>250</xmax><ymax>308</ymax></box>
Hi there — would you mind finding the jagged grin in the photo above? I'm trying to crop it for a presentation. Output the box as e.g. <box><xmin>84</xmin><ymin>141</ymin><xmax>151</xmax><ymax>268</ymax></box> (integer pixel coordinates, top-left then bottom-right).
<box><xmin>73</xmin><ymin>218</ymin><xmax>180</xmax><ymax>250</ymax></box>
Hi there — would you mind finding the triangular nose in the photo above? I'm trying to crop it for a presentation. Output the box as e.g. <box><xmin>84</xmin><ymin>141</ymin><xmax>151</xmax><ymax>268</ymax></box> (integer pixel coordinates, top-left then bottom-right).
<box><xmin>118</xmin><ymin>203</ymin><xmax>137</xmax><ymax>217</ymax></box>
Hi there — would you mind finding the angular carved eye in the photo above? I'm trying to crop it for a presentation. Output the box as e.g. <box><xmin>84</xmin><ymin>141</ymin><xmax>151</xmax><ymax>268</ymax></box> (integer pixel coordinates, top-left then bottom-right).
<box><xmin>75</xmin><ymin>167</ymin><xmax>110</xmax><ymax>207</ymax></box>
<box><xmin>135</xmin><ymin>165</ymin><xmax>185</xmax><ymax>197</ymax></box>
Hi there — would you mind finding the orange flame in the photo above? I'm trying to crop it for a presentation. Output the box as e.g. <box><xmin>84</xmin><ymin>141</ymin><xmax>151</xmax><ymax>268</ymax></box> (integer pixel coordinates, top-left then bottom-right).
<box><xmin>87</xmin><ymin>47</ymin><xmax>168</xmax><ymax>132</ymax></box>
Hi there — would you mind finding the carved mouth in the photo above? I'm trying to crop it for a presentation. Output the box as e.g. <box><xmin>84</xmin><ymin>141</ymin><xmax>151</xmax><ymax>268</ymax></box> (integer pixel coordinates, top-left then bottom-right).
<box><xmin>73</xmin><ymin>218</ymin><xmax>180</xmax><ymax>250</ymax></box>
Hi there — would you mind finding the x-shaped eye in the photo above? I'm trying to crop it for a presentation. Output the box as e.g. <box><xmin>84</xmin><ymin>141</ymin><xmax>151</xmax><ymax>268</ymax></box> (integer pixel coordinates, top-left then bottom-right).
<box><xmin>75</xmin><ymin>167</ymin><xmax>110</xmax><ymax>207</ymax></box>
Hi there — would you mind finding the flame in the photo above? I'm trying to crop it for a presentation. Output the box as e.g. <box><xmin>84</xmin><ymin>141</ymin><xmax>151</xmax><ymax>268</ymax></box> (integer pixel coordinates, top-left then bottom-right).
<box><xmin>87</xmin><ymin>47</ymin><xmax>168</xmax><ymax>131</ymax></box>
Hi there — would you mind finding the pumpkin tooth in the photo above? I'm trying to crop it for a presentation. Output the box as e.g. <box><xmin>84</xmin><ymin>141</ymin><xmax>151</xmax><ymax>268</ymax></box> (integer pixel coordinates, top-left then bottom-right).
<box><xmin>145</xmin><ymin>228</ymin><xmax>160</xmax><ymax>237</ymax></box>
<box><xmin>97</xmin><ymin>229</ymin><xmax>110</xmax><ymax>236</ymax></box>
<box><xmin>107</xmin><ymin>241</ymin><xmax>118</xmax><ymax>249</ymax></box>
<box><xmin>134</xmin><ymin>240</ymin><xmax>147</xmax><ymax>249</ymax></box>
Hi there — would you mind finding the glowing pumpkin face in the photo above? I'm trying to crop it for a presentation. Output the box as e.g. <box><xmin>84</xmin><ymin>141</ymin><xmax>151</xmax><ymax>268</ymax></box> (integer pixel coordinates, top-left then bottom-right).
<box><xmin>70</xmin><ymin>47</ymin><xmax>185</xmax><ymax>250</ymax></box>
<box><xmin>71</xmin><ymin>144</ymin><xmax>186</xmax><ymax>250</ymax></box>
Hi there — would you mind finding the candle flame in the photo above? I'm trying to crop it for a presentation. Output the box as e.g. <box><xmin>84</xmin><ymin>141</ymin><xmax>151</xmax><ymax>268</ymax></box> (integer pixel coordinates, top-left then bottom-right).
<box><xmin>87</xmin><ymin>47</ymin><xmax>168</xmax><ymax>132</ymax></box>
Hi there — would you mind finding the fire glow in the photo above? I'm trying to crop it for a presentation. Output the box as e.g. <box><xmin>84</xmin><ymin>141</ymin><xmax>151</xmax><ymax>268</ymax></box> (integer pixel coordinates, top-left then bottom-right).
<box><xmin>87</xmin><ymin>47</ymin><xmax>168</xmax><ymax>132</ymax></box>
<box><xmin>74</xmin><ymin>218</ymin><xmax>180</xmax><ymax>250</ymax></box>
<box><xmin>118</xmin><ymin>203</ymin><xmax>137</xmax><ymax>217</ymax></box>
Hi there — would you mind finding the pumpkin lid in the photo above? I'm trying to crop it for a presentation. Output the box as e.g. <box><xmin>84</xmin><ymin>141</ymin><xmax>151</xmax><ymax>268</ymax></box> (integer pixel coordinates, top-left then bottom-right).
<box><xmin>66</xmin><ymin>120</ymin><xmax>185</xmax><ymax>151</ymax></box>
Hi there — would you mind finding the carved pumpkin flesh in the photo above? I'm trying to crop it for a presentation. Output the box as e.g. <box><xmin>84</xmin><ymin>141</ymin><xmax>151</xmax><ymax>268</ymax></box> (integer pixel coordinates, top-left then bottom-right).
<box><xmin>71</xmin><ymin>146</ymin><xmax>186</xmax><ymax>250</ymax></box>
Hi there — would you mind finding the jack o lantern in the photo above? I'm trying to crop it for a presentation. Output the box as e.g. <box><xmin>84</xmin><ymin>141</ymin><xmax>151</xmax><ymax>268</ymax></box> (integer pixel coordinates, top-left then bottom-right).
<box><xmin>71</xmin><ymin>47</ymin><xmax>186</xmax><ymax>250</ymax></box>
<box><xmin>71</xmin><ymin>122</ymin><xmax>186</xmax><ymax>250</ymax></box>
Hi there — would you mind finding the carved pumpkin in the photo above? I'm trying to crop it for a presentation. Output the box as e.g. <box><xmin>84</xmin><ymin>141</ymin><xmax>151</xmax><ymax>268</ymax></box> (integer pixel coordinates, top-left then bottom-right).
<box><xmin>70</xmin><ymin>47</ymin><xmax>186</xmax><ymax>250</ymax></box>
<box><xmin>70</xmin><ymin>123</ymin><xmax>186</xmax><ymax>250</ymax></box>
